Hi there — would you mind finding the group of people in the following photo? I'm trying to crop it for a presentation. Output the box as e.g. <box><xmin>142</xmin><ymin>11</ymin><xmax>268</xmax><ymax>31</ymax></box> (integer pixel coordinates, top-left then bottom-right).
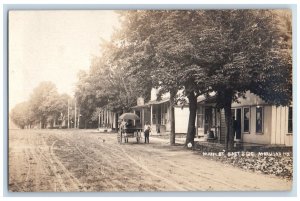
<box><xmin>120</xmin><ymin>119</ymin><xmax>151</xmax><ymax>143</ymax></box>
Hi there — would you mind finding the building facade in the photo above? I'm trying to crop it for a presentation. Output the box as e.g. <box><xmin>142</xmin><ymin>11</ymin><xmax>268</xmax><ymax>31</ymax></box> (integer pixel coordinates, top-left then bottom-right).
<box><xmin>132</xmin><ymin>88</ymin><xmax>189</xmax><ymax>135</ymax></box>
<box><xmin>197</xmin><ymin>91</ymin><xmax>293</xmax><ymax>146</ymax></box>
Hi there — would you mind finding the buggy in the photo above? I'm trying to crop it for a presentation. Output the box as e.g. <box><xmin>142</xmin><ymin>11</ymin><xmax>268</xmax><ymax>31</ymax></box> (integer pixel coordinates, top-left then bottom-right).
<box><xmin>117</xmin><ymin>127</ymin><xmax>143</xmax><ymax>143</ymax></box>
<box><xmin>117</xmin><ymin>113</ymin><xmax>143</xmax><ymax>143</ymax></box>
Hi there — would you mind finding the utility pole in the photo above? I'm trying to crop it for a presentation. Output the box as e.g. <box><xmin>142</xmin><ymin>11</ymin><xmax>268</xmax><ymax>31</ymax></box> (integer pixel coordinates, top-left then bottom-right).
<box><xmin>77</xmin><ymin>106</ymin><xmax>80</xmax><ymax>129</ymax></box>
<box><xmin>98</xmin><ymin>111</ymin><xmax>101</xmax><ymax>130</ymax></box>
<box><xmin>68</xmin><ymin>99</ymin><xmax>70</xmax><ymax>129</ymax></box>
<box><xmin>74</xmin><ymin>101</ymin><xmax>77</xmax><ymax>128</ymax></box>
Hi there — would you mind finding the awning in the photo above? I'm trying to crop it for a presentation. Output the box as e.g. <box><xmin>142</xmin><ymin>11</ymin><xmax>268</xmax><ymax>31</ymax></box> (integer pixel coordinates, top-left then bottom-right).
<box><xmin>147</xmin><ymin>99</ymin><xmax>170</xmax><ymax>105</ymax></box>
<box><xmin>131</xmin><ymin>104</ymin><xmax>150</xmax><ymax>109</ymax></box>
<box><xmin>131</xmin><ymin>99</ymin><xmax>169</xmax><ymax>109</ymax></box>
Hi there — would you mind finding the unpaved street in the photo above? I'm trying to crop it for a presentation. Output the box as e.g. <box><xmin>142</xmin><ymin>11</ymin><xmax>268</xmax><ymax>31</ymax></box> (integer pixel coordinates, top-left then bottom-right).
<box><xmin>8</xmin><ymin>129</ymin><xmax>292</xmax><ymax>192</ymax></box>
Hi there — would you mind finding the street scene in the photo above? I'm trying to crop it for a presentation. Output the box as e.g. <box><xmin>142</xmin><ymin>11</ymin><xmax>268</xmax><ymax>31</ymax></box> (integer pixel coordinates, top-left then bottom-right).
<box><xmin>9</xmin><ymin>129</ymin><xmax>292</xmax><ymax>192</ymax></box>
<box><xmin>8</xmin><ymin>10</ymin><xmax>293</xmax><ymax>192</ymax></box>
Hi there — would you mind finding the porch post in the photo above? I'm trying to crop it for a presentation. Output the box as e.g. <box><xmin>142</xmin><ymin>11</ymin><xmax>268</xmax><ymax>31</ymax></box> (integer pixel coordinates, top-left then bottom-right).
<box><xmin>133</xmin><ymin>110</ymin><xmax>136</xmax><ymax>126</ymax></box>
<box><xmin>150</xmin><ymin>105</ymin><xmax>153</xmax><ymax>125</ymax></box>
<box><xmin>107</xmin><ymin>110</ymin><xmax>109</xmax><ymax>127</ymax></box>
<box><xmin>142</xmin><ymin>108</ymin><xmax>144</xmax><ymax>126</ymax></box>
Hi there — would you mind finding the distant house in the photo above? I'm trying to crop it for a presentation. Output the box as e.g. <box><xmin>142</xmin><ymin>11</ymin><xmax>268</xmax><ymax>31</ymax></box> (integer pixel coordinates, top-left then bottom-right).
<box><xmin>132</xmin><ymin>88</ymin><xmax>189</xmax><ymax>135</ymax></box>
<box><xmin>97</xmin><ymin>109</ymin><xmax>119</xmax><ymax>131</ymax></box>
<box><xmin>197</xmin><ymin>91</ymin><xmax>293</xmax><ymax>146</ymax></box>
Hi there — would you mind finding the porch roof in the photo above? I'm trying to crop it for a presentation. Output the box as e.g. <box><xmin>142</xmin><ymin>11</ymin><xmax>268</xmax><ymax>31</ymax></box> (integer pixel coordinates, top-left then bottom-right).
<box><xmin>147</xmin><ymin>99</ymin><xmax>170</xmax><ymax>105</ymax></box>
<box><xmin>131</xmin><ymin>104</ymin><xmax>150</xmax><ymax>109</ymax></box>
<box><xmin>131</xmin><ymin>99</ymin><xmax>169</xmax><ymax>109</ymax></box>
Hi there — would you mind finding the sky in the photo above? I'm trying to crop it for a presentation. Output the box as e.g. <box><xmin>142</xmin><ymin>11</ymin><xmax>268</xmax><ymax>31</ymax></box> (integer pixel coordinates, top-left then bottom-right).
<box><xmin>9</xmin><ymin>10</ymin><xmax>120</xmax><ymax>110</ymax></box>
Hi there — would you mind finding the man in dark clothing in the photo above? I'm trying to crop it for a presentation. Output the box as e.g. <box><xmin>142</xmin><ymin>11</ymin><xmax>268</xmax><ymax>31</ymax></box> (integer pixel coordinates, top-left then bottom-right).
<box><xmin>232</xmin><ymin>116</ymin><xmax>241</xmax><ymax>141</ymax></box>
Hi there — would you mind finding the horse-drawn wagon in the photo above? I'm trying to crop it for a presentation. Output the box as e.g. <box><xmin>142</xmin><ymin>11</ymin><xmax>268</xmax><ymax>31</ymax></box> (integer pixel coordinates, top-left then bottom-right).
<box><xmin>117</xmin><ymin>113</ymin><xmax>143</xmax><ymax>143</ymax></box>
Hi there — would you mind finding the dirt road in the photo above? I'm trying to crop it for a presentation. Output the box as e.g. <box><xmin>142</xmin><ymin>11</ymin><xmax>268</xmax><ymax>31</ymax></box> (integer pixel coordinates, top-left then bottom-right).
<box><xmin>8</xmin><ymin>129</ymin><xmax>292</xmax><ymax>192</ymax></box>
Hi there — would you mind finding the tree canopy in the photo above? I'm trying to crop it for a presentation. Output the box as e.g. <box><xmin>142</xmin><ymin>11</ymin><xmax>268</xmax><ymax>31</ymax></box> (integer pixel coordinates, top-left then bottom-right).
<box><xmin>10</xmin><ymin>81</ymin><xmax>71</xmax><ymax>129</ymax></box>
<box><xmin>74</xmin><ymin>10</ymin><xmax>291</xmax><ymax>148</ymax></box>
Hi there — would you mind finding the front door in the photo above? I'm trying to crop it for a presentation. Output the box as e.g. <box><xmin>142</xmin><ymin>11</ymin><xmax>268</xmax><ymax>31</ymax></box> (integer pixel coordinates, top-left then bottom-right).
<box><xmin>204</xmin><ymin>107</ymin><xmax>212</xmax><ymax>135</ymax></box>
<box><xmin>197</xmin><ymin>106</ymin><xmax>205</xmax><ymax>136</ymax></box>
<box><xmin>232</xmin><ymin>108</ymin><xmax>242</xmax><ymax>141</ymax></box>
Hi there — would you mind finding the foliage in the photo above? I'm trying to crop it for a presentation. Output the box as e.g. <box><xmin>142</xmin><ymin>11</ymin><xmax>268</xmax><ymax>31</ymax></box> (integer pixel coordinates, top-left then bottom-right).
<box><xmin>188</xmin><ymin>10</ymin><xmax>292</xmax><ymax>148</ymax></box>
<box><xmin>10</xmin><ymin>101</ymin><xmax>34</xmax><ymax>129</ymax></box>
<box><xmin>112</xmin><ymin>10</ymin><xmax>292</xmax><ymax>148</ymax></box>
<box><xmin>185</xmin><ymin>10</ymin><xmax>292</xmax><ymax>106</ymax></box>
<box><xmin>74</xmin><ymin>10</ymin><xmax>291</xmax><ymax>147</ymax></box>
<box><xmin>75</xmin><ymin>31</ymin><xmax>153</xmax><ymax>121</ymax></box>
<box><xmin>115</xmin><ymin>11</ymin><xmax>211</xmax><ymax>145</ymax></box>
<box><xmin>10</xmin><ymin>81</ymin><xmax>71</xmax><ymax>129</ymax></box>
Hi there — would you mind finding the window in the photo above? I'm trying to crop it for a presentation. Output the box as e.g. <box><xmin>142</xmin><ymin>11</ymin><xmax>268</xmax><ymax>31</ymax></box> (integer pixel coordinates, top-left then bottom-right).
<box><xmin>212</xmin><ymin>108</ymin><xmax>216</xmax><ymax>126</ymax></box>
<box><xmin>197</xmin><ymin>106</ymin><xmax>204</xmax><ymax>128</ymax></box>
<box><xmin>256</xmin><ymin>107</ymin><xmax>263</xmax><ymax>133</ymax></box>
<box><xmin>288</xmin><ymin>107</ymin><xmax>293</xmax><ymax>133</ymax></box>
<box><xmin>243</xmin><ymin>107</ymin><xmax>250</xmax><ymax>133</ymax></box>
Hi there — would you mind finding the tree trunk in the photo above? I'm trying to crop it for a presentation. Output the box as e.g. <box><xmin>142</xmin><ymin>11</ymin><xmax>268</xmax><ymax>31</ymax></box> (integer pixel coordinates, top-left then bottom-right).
<box><xmin>224</xmin><ymin>96</ymin><xmax>234</xmax><ymax>150</ymax></box>
<box><xmin>169</xmin><ymin>89</ymin><xmax>177</xmax><ymax>145</ymax></box>
<box><xmin>185</xmin><ymin>91</ymin><xmax>197</xmax><ymax>147</ymax></box>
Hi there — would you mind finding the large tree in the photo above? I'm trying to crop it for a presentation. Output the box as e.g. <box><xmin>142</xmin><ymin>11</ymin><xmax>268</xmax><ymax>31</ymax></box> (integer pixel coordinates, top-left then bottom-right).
<box><xmin>10</xmin><ymin>82</ymin><xmax>71</xmax><ymax>129</ymax></box>
<box><xmin>28</xmin><ymin>81</ymin><xmax>63</xmax><ymax>128</ymax></box>
<box><xmin>191</xmin><ymin>10</ymin><xmax>292</xmax><ymax>149</ymax></box>
<box><xmin>114</xmin><ymin>10</ymin><xmax>292</xmax><ymax>149</ymax></box>
<box><xmin>116</xmin><ymin>11</ymin><xmax>212</xmax><ymax>146</ymax></box>
<box><xmin>74</xmin><ymin>37</ymin><xmax>153</xmax><ymax>125</ymax></box>
<box><xmin>10</xmin><ymin>101</ymin><xmax>34</xmax><ymax>129</ymax></box>
<box><xmin>74</xmin><ymin>10</ymin><xmax>291</xmax><ymax>149</ymax></box>
<box><xmin>55</xmin><ymin>93</ymin><xmax>70</xmax><ymax>128</ymax></box>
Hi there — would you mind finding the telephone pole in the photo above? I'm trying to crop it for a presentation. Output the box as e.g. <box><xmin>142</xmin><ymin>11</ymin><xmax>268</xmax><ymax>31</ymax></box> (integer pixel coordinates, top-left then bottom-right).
<box><xmin>77</xmin><ymin>106</ymin><xmax>80</xmax><ymax>129</ymax></box>
<box><xmin>98</xmin><ymin>111</ymin><xmax>101</xmax><ymax>130</ymax></box>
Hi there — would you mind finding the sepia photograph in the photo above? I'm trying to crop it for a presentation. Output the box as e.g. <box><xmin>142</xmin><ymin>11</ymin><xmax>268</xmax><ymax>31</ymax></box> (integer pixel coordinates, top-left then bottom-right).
<box><xmin>8</xmin><ymin>9</ymin><xmax>293</xmax><ymax>192</ymax></box>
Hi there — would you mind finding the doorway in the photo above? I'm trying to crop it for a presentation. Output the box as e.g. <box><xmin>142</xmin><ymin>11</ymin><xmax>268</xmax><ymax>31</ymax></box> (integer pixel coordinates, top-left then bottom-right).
<box><xmin>232</xmin><ymin>108</ymin><xmax>242</xmax><ymax>141</ymax></box>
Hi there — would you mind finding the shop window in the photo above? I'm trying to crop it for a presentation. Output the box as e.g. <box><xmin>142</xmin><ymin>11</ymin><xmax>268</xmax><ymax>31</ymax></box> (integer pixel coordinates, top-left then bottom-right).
<box><xmin>243</xmin><ymin>107</ymin><xmax>250</xmax><ymax>133</ymax></box>
<box><xmin>197</xmin><ymin>106</ymin><xmax>204</xmax><ymax>128</ymax></box>
<box><xmin>256</xmin><ymin>107</ymin><xmax>263</xmax><ymax>133</ymax></box>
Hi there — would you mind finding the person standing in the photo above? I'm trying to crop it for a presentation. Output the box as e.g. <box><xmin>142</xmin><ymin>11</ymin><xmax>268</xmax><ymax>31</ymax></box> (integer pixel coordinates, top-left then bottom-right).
<box><xmin>144</xmin><ymin>122</ymin><xmax>151</xmax><ymax>143</ymax></box>
<box><xmin>232</xmin><ymin>116</ymin><xmax>240</xmax><ymax>141</ymax></box>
